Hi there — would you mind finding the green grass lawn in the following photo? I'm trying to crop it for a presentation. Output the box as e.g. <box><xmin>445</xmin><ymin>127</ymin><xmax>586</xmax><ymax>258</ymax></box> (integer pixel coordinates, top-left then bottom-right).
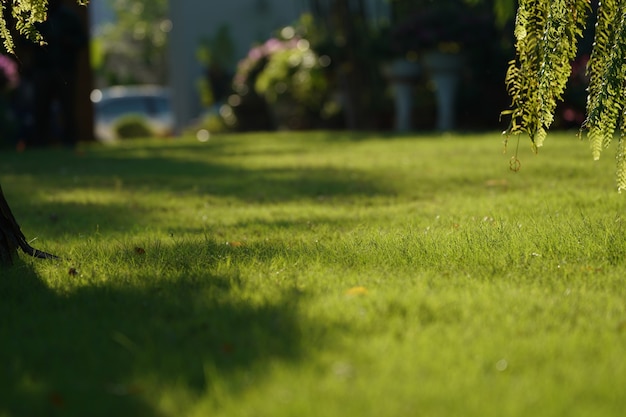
<box><xmin>1</xmin><ymin>131</ymin><xmax>625</xmax><ymax>417</ymax></box>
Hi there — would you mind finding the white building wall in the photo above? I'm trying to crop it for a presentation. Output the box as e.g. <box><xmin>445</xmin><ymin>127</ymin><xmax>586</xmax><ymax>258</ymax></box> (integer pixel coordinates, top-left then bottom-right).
<box><xmin>168</xmin><ymin>0</ymin><xmax>307</xmax><ymax>132</ymax></box>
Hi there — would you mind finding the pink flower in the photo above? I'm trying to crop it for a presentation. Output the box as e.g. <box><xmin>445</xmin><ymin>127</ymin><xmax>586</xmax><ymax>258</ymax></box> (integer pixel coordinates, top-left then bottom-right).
<box><xmin>247</xmin><ymin>45</ymin><xmax>264</xmax><ymax>61</ymax></box>
<box><xmin>233</xmin><ymin>37</ymin><xmax>302</xmax><ymax>90</ymax></box>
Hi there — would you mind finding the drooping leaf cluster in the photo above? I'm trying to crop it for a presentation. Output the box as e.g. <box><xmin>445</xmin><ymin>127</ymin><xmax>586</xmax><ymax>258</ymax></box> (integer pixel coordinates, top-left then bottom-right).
<box><xmin>0</xmin><ymin>0</ymin><xmax>89</xmax><ymax>53</ymax></box>
<box><xmin>503</xmin><ymin>0</ymin><xmax>626</xmax><ymax>191</ymax></box>
<box><xmin>584</xmin><ymin>0</ymin><xmax>626</xmax><ymax>190</ymax></box>
<box><xmin>503</xmin><ymin>0</ymin><xmax>590</xmax><ymax>149</ymax></box>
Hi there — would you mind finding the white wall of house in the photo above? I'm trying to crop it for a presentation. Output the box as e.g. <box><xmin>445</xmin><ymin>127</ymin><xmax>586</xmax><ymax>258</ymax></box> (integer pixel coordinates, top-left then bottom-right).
<box><xmin>168</xmin><ymin>0</ymin><xmax>307</xmax><ymax>132</ymax></box>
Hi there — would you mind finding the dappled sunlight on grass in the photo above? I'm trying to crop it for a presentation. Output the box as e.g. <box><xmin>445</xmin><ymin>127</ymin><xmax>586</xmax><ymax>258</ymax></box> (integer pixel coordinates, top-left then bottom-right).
<box><xmin>1</xmin><ymin>131</ymin><xmax>626</xmax><ymax>416</ymax></box>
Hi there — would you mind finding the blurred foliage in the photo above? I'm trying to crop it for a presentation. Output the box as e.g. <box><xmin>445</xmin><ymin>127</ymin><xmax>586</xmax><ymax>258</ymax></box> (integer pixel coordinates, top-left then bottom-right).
<box><xmin>196</xmin><ymin>25</ymin><xmax>236</xmax><ymax>108</ymax></box>
<box><xmin>113</xmin><ymin>114</ymin><xmax>154</xmax><ymax>139</ymax></box>
<box><xmin>185</xmin><ymin>111</ymin><xmax>231</xmax><ymax>139</ymax></box>
<box><xmin>307</xmin><ymin>0</ymin><xmax>391</xmax><ymax>129</ymax></box>
<box><xmin>229</xmin><ymin>1</ymin><xmax>517</xmax><ymax>131</ymax></box>
<box><xmin>387</xmin><ymin>0</ymin><xmax>516</xmax><ymax>130</ymax></box>
<box><xmin>254</xmin><ymin>41</ymin><xmax>328</xmax><ymax>109</ymax></box>
<box><xmin>390</xmin><ymin>0</ymin><xmax>516</xmax><ymax>27</ymax></box>
<box><xmin>390</xmin><ymin>0</ymin><xmax>494</xmax><ymax>55</ymax></box>
<box><xmin>94</xmin><ymin>0</ymin><xmax>169</xmax><ymax>86</ymax></box>
<box><xmin>197</xmin><ymin>25</ymin><xmax>236</xmax><ymax>70</ymax></box>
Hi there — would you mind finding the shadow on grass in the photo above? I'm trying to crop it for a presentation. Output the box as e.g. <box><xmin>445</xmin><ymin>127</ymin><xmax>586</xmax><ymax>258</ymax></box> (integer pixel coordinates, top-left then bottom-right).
<box><xmin>36</xmin><ymin>157</ymin><xmax>391</xmax><ymax>203</ymax></box>
<box><xmin>2</xmin><ymin>140</ymin><xmax>398</xmax><ymax>239</ymax></box>
<box><xmin>0</xmin><ymin>247</ymin><xmax>308</xmax><ymax>416</ymax></box>
<box><xmin>2</xmin><ymin>132</ymin><xmax>396</xmax><ymax>204</ymax></box>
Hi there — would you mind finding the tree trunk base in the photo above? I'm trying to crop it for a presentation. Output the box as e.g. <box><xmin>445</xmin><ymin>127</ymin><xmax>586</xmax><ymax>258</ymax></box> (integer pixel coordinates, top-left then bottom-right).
<box><xmin>0</xmin><ymin>184</ymin><xmax>59</xmax><ymax>266</ymax></box>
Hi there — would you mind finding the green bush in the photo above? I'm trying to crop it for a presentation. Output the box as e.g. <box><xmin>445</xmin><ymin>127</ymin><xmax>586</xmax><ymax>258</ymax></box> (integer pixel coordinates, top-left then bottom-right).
<box><xmin>113</xmin><ymin>114</ymin><xmax>154</xmax><ymax>139</ymax></box>
<box><xmin>232</xmin><ymin>17</ymin><xmax>340</xmax><ymax>130</ymax></box>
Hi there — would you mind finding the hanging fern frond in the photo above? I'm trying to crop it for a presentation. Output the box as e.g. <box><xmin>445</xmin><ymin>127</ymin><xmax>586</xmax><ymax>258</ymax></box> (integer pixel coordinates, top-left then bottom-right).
<box><xmin>503</xmin><ymin>0</ymin><xmax>591</xmax><ymax>151</ymax></box>
<box><xmin>583</xmin><ymin>0</ymin><xmax>626</xmax><ymax>165</ymax></box>
<box><xmin>503</xmin><ymin>0</ymin><xmax>626</xmax><ymax>190</ymax></box>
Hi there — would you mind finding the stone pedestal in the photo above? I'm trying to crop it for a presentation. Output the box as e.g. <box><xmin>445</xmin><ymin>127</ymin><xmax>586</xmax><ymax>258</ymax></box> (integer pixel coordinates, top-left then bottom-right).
<box><xmin>383</xmin><ymin>60</ymin><xmax>420</xmax><ymax>132</ymax></box>
<box><xmin>423</xmin><ymin>52</ymin><xmax>464</xmax><ymax>131</ymax></box>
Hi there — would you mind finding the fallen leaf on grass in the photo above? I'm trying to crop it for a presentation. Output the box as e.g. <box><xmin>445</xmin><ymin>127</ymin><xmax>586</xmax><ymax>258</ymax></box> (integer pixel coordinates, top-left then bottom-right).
<box><xmin>226</xmin><ymin>241</ymin><xmax>244</xmax><ymax>247</ymax></box>
<box><xmin>345</xmin><ymin>286</ymin><xmax>368</xmax><ymax>296</ymax></box>
<box><xmin>485</xmin><ymin>179</ymin><xmax>509</xmax><ymax>188</ymax></box>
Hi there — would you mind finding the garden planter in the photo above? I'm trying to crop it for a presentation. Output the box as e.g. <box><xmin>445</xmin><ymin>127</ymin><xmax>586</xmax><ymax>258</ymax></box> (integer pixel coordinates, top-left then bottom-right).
<box><xmin>383</xmin><ymin>59</ymin><xmax>421</xmax><ymax>132</ymax></box>
<box><xmin>423</xmin><ymin>51</ymin><xmax>464</xmax><ymax>131</ymax></box>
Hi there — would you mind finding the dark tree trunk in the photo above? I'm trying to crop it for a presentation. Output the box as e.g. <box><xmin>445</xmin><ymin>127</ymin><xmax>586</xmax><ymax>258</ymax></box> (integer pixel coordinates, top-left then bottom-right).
<box><xmin>0</xmin><ymin>184</ymin><xmax>58</xmax><ymax>266</ymax></box>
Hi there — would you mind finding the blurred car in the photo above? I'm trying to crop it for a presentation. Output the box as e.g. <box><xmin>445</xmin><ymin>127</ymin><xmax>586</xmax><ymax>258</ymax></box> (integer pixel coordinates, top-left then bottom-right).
<box><xmin>91</xmin><ymin>85</ymin><xmax>173</xmax><ymax>141</ymax></box>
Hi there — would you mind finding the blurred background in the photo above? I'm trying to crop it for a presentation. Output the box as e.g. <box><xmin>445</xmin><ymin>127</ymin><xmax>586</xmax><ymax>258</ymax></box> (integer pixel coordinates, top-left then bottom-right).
<box><xmin>0</xmin><ymin>0</ymin><xmax>594</xmax><ymax>146</ymax></box>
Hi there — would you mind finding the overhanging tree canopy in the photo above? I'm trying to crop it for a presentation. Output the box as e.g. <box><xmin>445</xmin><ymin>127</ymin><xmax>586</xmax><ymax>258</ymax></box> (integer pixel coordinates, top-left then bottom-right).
<box><xmin>0</xmin><ymin>0</ymin><xmax>89</xmax><ymax>53</ymax></box>
<box><xmin>0</xmin><ymin>0</ymin><xmax>88</xmax><ymax>266</ymax></box>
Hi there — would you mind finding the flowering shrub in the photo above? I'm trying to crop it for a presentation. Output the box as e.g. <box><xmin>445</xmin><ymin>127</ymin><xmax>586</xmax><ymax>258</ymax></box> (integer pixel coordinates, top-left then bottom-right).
<box><xmin>232</xmin><ymin>34</ymin><xmax>335</xmax><ymax>130</ymax></box>
<box><xmin>235</xmin><ymin>36</ymin><xmax>329</xmax><ymax>105</ymax></box>
<box><xmin>233</xmin><ymin>37</ymin><xmax>298</xmax><ymax>93</ymax></box>
<box><xmin>256</xmin><ymin>40</ymin><xmax>328</xmax><ymax>107</ymax></box>
<box><xmin>0</xmin><ymin>54</ymin><xmax>19</xmax><ymax>92</ymax></box>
